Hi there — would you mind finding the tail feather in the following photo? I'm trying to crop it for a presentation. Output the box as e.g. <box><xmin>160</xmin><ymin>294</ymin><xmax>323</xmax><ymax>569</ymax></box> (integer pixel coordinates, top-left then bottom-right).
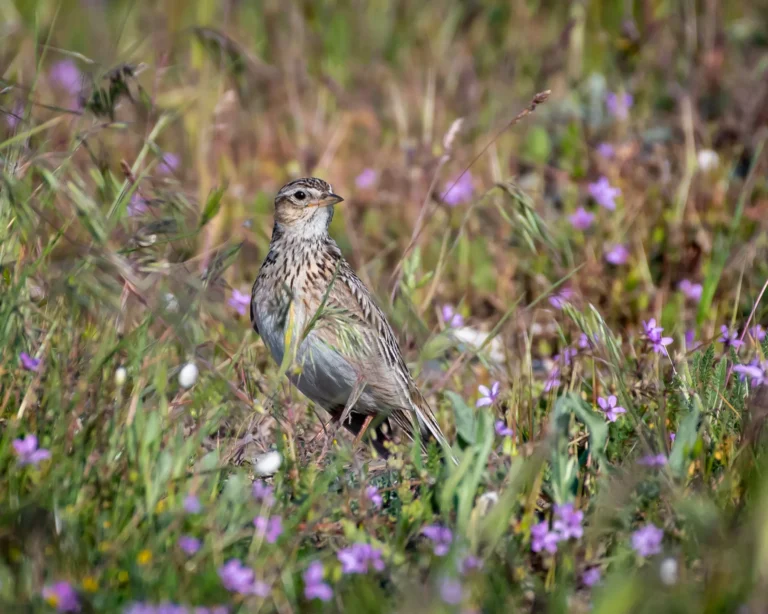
<box><xmin>404</xmin><ymin>385</ymin><xmax>458</xmax><ymax>464</ymax></box>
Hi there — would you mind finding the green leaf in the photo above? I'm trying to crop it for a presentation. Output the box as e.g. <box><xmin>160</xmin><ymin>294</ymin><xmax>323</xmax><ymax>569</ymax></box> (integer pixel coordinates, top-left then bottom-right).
<box><xmin>446</xmin><ymin>391</ymin><xmax>476</xmax><ymax>445</ymax></box>
<box><xmin>550</xmin><ymin>393</ymin><xmax>609</xmax><ymax>502</ymax></box>
<box><xmin>199</xmin><ymin>185</ymin><xmax>226</xmax><ymax>228</ymax></box>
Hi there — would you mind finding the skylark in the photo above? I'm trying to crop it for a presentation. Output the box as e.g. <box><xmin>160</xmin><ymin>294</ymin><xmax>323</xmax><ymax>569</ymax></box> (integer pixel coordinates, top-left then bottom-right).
<box><xmin>250</xmin><ymin>177</ymin><xmax>451</xmax><ymax>458</ymax></box>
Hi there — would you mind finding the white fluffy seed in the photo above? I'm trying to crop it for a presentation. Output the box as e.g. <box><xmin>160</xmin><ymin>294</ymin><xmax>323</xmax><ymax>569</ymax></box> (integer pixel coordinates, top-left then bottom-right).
<box><xmin>164</xmin><ymin>292</ymin><xmax>179</xmax><ymax>313</ymax></box>
<box><xmin>178</xmin><ymin>362</ymin><xmax>199</xmax><ymax>389</ymax></box>
<box><xmin>254</xmin><ymin>451</ymin><xmax>282</xmax><ymax>477</ymax></box>
<box><xmin>114</xmin><ymin>366</ymin><xmax>127</xmax><ymax>386</ymax></box>
<box><xmin>659</xmin><ymin>557</ymin><xmax>678</xmax><ymax>585</ymax></box>
<box><xmin>697</xmin><ymin>149</ymin><xmax>719</xmax><ymax>173</ymax></box>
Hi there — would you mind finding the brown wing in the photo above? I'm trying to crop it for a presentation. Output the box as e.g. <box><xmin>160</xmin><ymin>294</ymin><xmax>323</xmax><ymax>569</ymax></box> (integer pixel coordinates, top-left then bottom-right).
<box><xmin>312</xmin><ymin>245</ymin><xmax>448</xmax><ymax>448</ymax></box>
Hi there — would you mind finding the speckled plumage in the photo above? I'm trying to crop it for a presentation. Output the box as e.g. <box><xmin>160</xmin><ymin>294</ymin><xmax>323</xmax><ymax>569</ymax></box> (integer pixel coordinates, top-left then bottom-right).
<box><xmin>251</xmin><ymin>178</ymin><xmax>450</xmax><ymax>457</ymax></box>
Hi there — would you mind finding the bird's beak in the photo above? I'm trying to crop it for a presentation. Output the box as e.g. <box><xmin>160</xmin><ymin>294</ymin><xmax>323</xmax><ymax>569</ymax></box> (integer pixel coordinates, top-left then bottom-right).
<box><xmin>310</xmin><ymin>192</ymin><xmax>344</xmax><ymax>208</ymax></box>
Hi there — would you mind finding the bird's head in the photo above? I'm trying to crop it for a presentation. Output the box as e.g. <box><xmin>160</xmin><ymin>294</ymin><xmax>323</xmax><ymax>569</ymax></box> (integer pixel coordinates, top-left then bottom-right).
<box><xmin>273</xmin><ymin>177</ymin><xmax>343</xmax><ymax>234</ymax></box>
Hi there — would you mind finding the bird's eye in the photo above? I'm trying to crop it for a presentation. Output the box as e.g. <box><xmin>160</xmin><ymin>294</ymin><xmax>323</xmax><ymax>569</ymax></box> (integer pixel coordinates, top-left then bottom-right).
<box><xmin>294</xmin><ymin>191</ymin><xmax>306</xmax><ymax>201</ymax></box>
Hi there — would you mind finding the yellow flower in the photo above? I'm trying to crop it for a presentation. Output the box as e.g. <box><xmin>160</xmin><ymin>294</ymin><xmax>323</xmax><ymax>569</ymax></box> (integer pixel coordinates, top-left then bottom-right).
<box><xmin>102</xmin><ymin>520</ymin><xmax>111</xmax><ymax>529</ymax></box>
<box><xmin>117</xmin><ymin>570</ymin><xmax>129</xmax><ymax>584</ymax></box>
<box><xmin>137</xmin><ymin>549</ymin><xmax>152</xmax><ymax>566</ymax></box>
<box><xmin>45</xmin><ymin>594</ymin><xmax>60</xmax><ymax>608</ymax></box>
<box><xmin>82</xmin><ymin>576</ymin><xmax>98</xmax><ymax>593</ymax></box>
<box><xmin>155</xmin><ymin>499</ymin><xmax>167</xmax><ymax>514</ymax></box>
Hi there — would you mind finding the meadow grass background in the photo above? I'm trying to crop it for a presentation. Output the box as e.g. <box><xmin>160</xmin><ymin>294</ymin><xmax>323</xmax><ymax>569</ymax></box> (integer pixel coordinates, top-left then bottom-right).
<box><xmin>3</xmin><ymin>0</ymin><xmax>768</xmax><ymax>611</ymax></box>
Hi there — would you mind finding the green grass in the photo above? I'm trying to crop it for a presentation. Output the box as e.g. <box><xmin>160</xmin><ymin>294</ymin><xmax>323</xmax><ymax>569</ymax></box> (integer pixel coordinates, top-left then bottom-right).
<box><xmin>2</xmin><ymin>0</ymin><xmax>768</xmax><ymax>611</ymax></box>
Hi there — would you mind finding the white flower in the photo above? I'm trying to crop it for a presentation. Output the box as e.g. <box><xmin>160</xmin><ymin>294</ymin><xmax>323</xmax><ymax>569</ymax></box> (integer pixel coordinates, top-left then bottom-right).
<box><xmin>697</xmin><ymin>149</ymin><xmax>719</xmax><ymax>173</ymax></box>
<box><xmin>659</xmin><ymin>557</ymin><xmax>678</xmax><ymax>585</ymax></box>
<box><xmin>178</xmin><ymin>362</ymin><xmax>199</xmax><ymax>388</ymax></box>
<box><xmin>254</xmin><ymin>451</ymin><xmax>282</xmax><ymax>477</ymax></box>
<box><xmin>451</xmin><ymin>327</ymin><xmax>504</xmax><ymax>364</ymax></box>
<box><xmin>114</xmin><ymin>366</ymin><xmax>127</xmax><ymax>386</ymax></box>
<box><xmin>164</xmin><ymin>292</ymin><xmax>179</xmax><ymax>313</ymax></box>
<box><xmin>475</xmin><ymin>491</ymin><xmax>499</xmax><ymax>516</ymax></box>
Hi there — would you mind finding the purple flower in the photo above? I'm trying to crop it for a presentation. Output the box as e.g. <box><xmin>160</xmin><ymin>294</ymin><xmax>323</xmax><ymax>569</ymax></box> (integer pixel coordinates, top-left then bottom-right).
<box><xmin>685</xmin><ymin>329</ymin><xmax>697</xmax><ymax>348</ymax></box>
<box><xmin>355</xmin><ymin>168</ymin><xmax>378</xmax><ymax>190</ymax></box>
<box><xmin>749</xmin><ymin>324</ymin><xmax>766</xmax><ymax>342</ymax></box>
<box><xmin>549</xmin><ymin>287</ymin><xmax>574</xmax><ymax>310</ymax></box>
<box><xmin>19</xmin><ymin>352</ymin><xmax>41</xmax><ymax>372</ymax></box>
<box><xmin>183</xmin><ymin>494</ymin><xmax>202</xmax><ymax>514</ymax></box>
<box><xmin>631</xmin><ymin>524</ymin><xmax>664</xmax><ymax>557</ymax></box>
<box><xmin>494</xmin><ymin>420</ymin><xmax>514</xmax><ymax>438</ymax></box>
<box><xmin>337</xmin><ymin>543</ymin><xmax>385</xmax><ymax>574</ymax></box>
<box><xmin>303</xmin><ymin>561</ymin><xmax>333</xmax><ymax>602</ymax></box>
<box><xmin>6</xmin><ymin>101</ymin><xmax>23</xmax><ymax>129</ymax></box>
<box><xmin>13</xmin><ymin>435</ymin><xmax>51</xmax><ymax>466</ymax></box>
<box><xmin>588</xmin><ymin>176</ymin><xmax>621</xmax><ymax>210</ymax></box>
<box><xmin>158</xmin><ymin>153</ymin><xmax>179</xmax><ymax>175</ymax></box>
<box><xmin>670</xmin><ymin>432</ymin><xmax>676</xmax><ymax>443</ymax></box>
<box><xmin>569</xmin><ymin>207</ymin><xmax>595</xmax><ymax>231</ymax></box>
<box><xmin>605</xmin><ymin>91</ymin><xmax>633</xmax><ymax>120</ymax></box>
<box><xmin>127</xmin><ymin>194</ymin><xmax>149</xmax><ymax>217</ymax></box>
<box><xmin>441</xmin><ymin>305</ymin><xmax>464</xmax><ymax>328</ymax></box>
<box><xmin>50</xmin><ymin>60</ymin><xmax>82</xmax><ymax>95</ymax></box>
<box><xmin>252</xmin><ymin>481</ymin><xmax>275</xmax><ymax>506</ymax></box>
<box><xmin>596</xmin><ymin>143</ymin><xmax>615</xmax><ymax>159</ymax></box>
<box><xmin>365</xmin><ymin>485</ymin><xmax>383</xmax><ymax>508</ymax></box>
<box><xmin>42</xmin><ymin>581</ymin><xmax>80</xmax><ymax>612</ymax></box>
<box><xmin>597</xmin><ymin>395</ymin><xmax>626</xmax><ymax>422</ymax></box>
<box><xmin>439</xmin><ymin>577</ymin><xmax>463</xmax><ymax>605</ymax></box>
<box><xmin>531</xmin><ymin>520</ymin><xmax>560</xmax><ymax>553</ymax></box>
<box><xmin>642</xmin><ymin>318</ymin><xmax>661</xmax><ymax>338</ymax></box>
<box><xmin>476</xmin><ymin>381</ymin><xmax>500</xmax><ymax>407</ymax></box>
<box><xmin>422</xmin><ymin>524</ymin><xmax>453</xmax><ymax>556</ymax></box>
<box><xmin>544</xmin><ymin>365</ymin><xmax>561</xmax><ymax>392</ymax></box>
<box><xmin>720</xmin><ymin>325</ymin><xmax>743</xmax><ymax>349</ymax></box>
<box><xmin>442</xmin><ymin>171</ymin><xmax>475</xmax><ymax>207</ymax></box>
<box><xmin>733</xmin><ymin>361</ymin><xmax>766</xmax><ymax>386</ymax></box>
<box><xmin>178</xmin><ymin>535</ymin><xmax>201</xmax><ymax>555</ymax></box>
<box><xmin>254</xmin><ymin>515</ymin><xmax>282</xmax><ymax>543</ymax></box>
<box><xmin>639</xmin><ymin>454</ymin><xmax>667</xmax><ymax>467</ymax></box>
<box><xmin>678</xmin><ymin>279</ymin><xmax>703</xmax><ymax>302</ymax></box>
<box><xmin>228</xmin><ymin>289</ymin><xmax>250</xmax><ymax>316</ymax></box>
<box><xmin>578</xmin><ymin>332</ymin><xmax>600</xmax><ymax>350</ymax></box>
<box><xmin>218</xmin><ymin>559</ymin><xmax>268</xmax><ymax>596</ymax></box>
<box><xmin>553</xmin><ymin>503</ymin><xmax>583</xmax><ymax>540</ymax></box>
<box><xmin>605</xmin><ymin>244</ymin><xmax>629</xmax><ymax>265</ymax></box>
<box><xmin>458</xmin><ymin>554</ymin><xmax>483</xmax><ymax>575</ymax></box>
<box><xmin>582</xmin><ymin>567</ymin><xmax>602</xmax><ymax>587</ymax></box>
<box><xmin>643</xmin><ymin>320</ymin><xmax>673</xmax><ymax>354</ymax></box>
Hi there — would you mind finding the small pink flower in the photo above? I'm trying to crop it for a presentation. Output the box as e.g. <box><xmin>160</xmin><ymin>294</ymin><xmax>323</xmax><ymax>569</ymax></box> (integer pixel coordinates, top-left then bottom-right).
<box><xmin>254</xmin><ymin>515</ymin><xmax>283</xmax><ymax>543</ymax></box>
<box><xmin>183</xmin><ymin>494</ymin><xmax>202</xmax><ymax>514</ymax></box>
<box><xmin>19</xmin><ymin>352</ymin><xmax>41</xmax><ymax>372</ymax></box>
<box><xmin>588</xmin><ymin>176</ymin><xmax>621</xmax><ymax>210</ymax></box>
<box><xmin>605</xmin><ymin>92</ymin><xmax>633</xmax><ymax>120</ymax></box>
<box><xmin>605</xmin><ymin>244</ymin><xmax>629</xmax><ymax>265</ymax></box>
<box><xmin>476</xmin><ymin>381</ymin><xmax>500</xmax><ymax>407</ymax></box>
<box><xmin>355</xmin><ymin>168</ymin><xmax>378</xmax><ymax>189</ymax></box>
<box><xmin>441</xmin><ymin>305</ymin><xmax>464</xmax><ymax>328</ymax></box>
<box><xmin>569</xmin><ymin>207</ymin><xmax>595</xmax><ymax>230</ymax></box>
<box><xmin>597</xmin><ymin>395</ymin><xmax>626</xmax><ymax>422</ymax></box>
<box><xmin>13</xmin><ymin>435</ymin><xmax>51</xmax><ymax>466</ymax></box>
<box><xmin>228</xmin><ymin>289</ymin><xmax>250</xmax><ymax>316</ymax></box>
<box><xmin>42</xmin><ymin>581</ymin><xmax>80</xmax><ymax>612</ymax></box>
<box><xmin>365</xmin><ymin>485</ymin><xmax>383</xmax><ymax>508</ymax></box>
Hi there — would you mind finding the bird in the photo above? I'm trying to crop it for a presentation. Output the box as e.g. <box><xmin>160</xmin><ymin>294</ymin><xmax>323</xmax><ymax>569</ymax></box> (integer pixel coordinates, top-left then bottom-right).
<box><xmin>250</xmin><ymin>177</ymin><xmax>452</xmax><ymax>459</ymax></box>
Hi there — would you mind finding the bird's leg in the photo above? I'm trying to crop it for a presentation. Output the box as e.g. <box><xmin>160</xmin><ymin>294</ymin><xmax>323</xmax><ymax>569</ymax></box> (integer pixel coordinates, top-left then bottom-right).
<box><xmin>317</xmin><ymin>375</ymin><xmax>367</xmax><ymax>463</ymax></box>
<box><xmin>352</xmin><ymin>414</ymin><xmax>375</xmax><ymax>449</ymax></box>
